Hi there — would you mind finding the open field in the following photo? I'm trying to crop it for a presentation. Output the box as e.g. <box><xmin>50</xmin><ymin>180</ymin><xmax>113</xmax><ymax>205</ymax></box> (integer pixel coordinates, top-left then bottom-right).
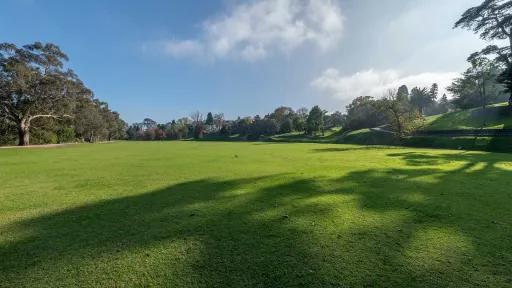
<box><xmin>1</xmin><ymin>141</ymin><xmax>512</xmax><ymax>287</ymax></box>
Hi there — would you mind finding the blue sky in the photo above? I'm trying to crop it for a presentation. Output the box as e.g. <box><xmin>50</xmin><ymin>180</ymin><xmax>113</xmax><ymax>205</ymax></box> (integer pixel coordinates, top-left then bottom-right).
<box><xmin>1</xmin><ymin>0</ymin><xmax>488</xmax><ymax>123</ymax></box>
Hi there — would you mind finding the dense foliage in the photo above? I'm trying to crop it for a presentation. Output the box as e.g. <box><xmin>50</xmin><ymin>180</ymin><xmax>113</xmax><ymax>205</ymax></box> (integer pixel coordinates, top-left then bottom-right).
<box><xmin>127</xmin><ymin>106</ymin><xmax>332</xmax><ymax>141</ymax></box>
<box><xmin>0</xmin><ymin>42</ymin><xmax>126</xmax><ymax>146</ymax></box>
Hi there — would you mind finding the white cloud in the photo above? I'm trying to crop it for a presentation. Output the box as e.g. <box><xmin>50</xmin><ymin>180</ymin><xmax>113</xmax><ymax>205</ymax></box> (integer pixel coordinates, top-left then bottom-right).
<box><xmin>164</xmin><ymin>0</ymin><xmax>344</xmax><ymax>61</ymax></box>
<box><xmin>311</xmin><ymin>68</ymin><xmax>460</xmax><ymax>105</ymax></box>
<box><xmin>165</xmin><ymin>40</ymin><xmax>204</xmax><ymax>57</ymax></box>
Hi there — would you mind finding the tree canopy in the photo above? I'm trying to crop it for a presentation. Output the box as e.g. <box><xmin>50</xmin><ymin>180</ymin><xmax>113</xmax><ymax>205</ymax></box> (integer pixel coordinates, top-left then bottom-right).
<box><xmin>0</xmin><ymin>42</ymin><xmax>126</xmax><ymax>145</ymax></box>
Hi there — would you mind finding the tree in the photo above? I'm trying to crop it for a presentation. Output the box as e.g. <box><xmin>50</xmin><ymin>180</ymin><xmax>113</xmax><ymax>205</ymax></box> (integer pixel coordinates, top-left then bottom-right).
<box><xmin>455</xmin><ymin>0</ymin><xmax>512</xmax><ymax>106</ymax></box>
<box><xmin>189</xmin><ymin>111</ymin><xmax>204</xmax><ymax>139</ymax></box>
<box><xmin>268</xmin><ymin>106</ymin><xmax>295</xmax><ymax>132</ymax></box>
<box><xmin>409</xmin><ymin>86</ymin><xmax>436</xmax><ymax>114</ymax></box>
<box><xmin>325</xmin><ymin>111</ymin><xmax>345</xmax><ymax>128</ymax></box>
<box><xmin>397</xmin><ymin>85</ymin><xmax>410</xmax><ymax>102</ymax></box>
<box><xmin>293</xmin><ymin>107</ymin><xmax>308</xmax><ymax>132</ymax></box>
<box><xmin>379</xmin><ymin>89</ymin><xmax>423</xmax><ymax>137</ymax></box>
<box><xmin>213</xmin><ymin>113</ymin><xmax>224</xmax><ymax>130</ymax></box>
<box><xmin>448</xmin><ymin>57</ymin><xmax>506</xmax><ymax>109</ymax></box>
<box><xmin>0</xmin><ymin>42</ymin><xmax>91</xmax><ymax>145</ymax></box>
<box><xmin>279</xmin><ymin>118</ymin><xmax>293</xmax><ymax>133</ymax></box>
<box><xmin>142</xmin><ymin>118</ymin><xmax>157</xmax><ymax>130</ymax></box>
<box><xmin>429</xmin><ymin>83</ymin><xmax>439</xmax><ymax>100</ymax></box>
<box><xmin>73</xmin><ymin>98</ymin><xmax>107</xmax><ymax>142</ymax></box>
<box><xmin>176</xmin><ymin>118</ymin><xmax>190</xmax><ymax>139</ymax></box>
<box><xmin>468</xmin><ymin>53</ymin><xmax>504</xmax><ymax>109</ymax></box>
<box><xmin>306</xmin><ymin>105</ymin><xmax>324</xmax><ymax>135</ymax></box>
<box><xmin>426</xmin><ymin>93</ymin><xmax>452</xmax><ymax>115</ymax></box>
<box><xmin>344</xmin><ymin>96</ymin><xmax>387</xmax><ymax>130</ymax></box>
<box><xmin>205</xmin><ymin>112</ymin><xmax>214</xmax><ymax>125</ymax></box>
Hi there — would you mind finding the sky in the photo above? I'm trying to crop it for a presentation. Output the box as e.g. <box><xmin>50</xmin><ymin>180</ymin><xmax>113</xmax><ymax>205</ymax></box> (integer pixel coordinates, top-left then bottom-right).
<box><xmin>0</xmin><ymin>0</ymin><xmax>489</xmax><ymax>123</ymax></box>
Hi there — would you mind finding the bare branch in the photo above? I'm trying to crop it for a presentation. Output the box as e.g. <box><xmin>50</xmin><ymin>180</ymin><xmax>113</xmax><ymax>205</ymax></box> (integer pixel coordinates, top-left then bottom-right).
<box><xmin>29</xmin><ymin>114</ymin><xmax>73</xmax><ymax>121</ymax></box>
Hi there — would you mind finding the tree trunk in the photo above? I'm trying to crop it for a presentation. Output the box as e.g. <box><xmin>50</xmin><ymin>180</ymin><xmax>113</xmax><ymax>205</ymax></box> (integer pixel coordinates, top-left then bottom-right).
<box><xmin>17</xmin><ymin>120</ymin><xmax>30</xmax><ymax>146</ymax></box>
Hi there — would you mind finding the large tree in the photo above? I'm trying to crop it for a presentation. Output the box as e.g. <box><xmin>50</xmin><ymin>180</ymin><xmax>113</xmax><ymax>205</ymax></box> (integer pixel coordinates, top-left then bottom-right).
<box><xmin>306</xmin><ymin>105</ymin><xmax>324</xmax><ymax>135</ymax></box>
<box><xmin>455</xmin><ymin>0</ymin><xmax>512</xmax><ymax>106</ymax></box>
<box><xmin>396</xmin><ymin>85</ymin><xmax>410</xmax><ymax>102</ymax></box>
<box><xmin>448</xmin><ymin>55</ymin><xmax>506</xmax><ymax>109</ymax></box>
<box><xmin>0</xmin><ymin>42</ymin><xmax>91</xmax><ymax>145</ymax></box>
<box><xmin>409</xmin><ymin>86</ymin><xmax>436</xmax><ymax>115</ymax></box>
<box><xmin>344</xmin><ymin>96</ymin><xmax>387</xmax><ymax>130</ymax></box>
<box><xmin>379</xmin><ymin>89</ymin><xmax>423</xmax><ymax>137</ymax></box>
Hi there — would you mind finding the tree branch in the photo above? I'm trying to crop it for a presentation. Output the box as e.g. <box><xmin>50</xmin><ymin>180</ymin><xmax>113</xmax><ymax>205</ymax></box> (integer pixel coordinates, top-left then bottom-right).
<box><xmin>493</xmin><ymin>15</ymin><xmax>510</xmax><ymax>36</ymax></box>
<box><xmin>29</xmin><ymin>114</ymin><xmax>73</xmax><ymax>121</ymax></box>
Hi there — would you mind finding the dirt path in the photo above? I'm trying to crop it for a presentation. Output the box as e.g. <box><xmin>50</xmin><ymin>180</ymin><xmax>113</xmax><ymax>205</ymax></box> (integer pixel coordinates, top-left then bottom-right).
<box><xmin>0</xmin><ymin>143</ymin><xmax>75</xmax><ymax>149</ymax></box>
<box><xmin>0</xmin><ymin>141</ymin><xmax>116</xmax><ymax>149</ymax></box>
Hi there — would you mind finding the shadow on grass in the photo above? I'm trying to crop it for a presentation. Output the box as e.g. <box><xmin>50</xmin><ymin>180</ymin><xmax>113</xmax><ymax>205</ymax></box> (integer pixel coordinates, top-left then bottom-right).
<box><xmin>1</xmin><ymin>152</ymin><xmax>512</xmax><ymax>287</ymax></box>
<box><xmin>311</xmin><ymin>146</ymin><xmax>399</xmax><ymax>153</ymax></box>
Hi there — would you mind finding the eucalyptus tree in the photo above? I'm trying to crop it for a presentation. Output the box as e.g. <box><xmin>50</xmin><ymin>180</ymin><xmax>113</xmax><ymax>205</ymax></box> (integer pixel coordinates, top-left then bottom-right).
<box><xmin>0</xmin><ymin>42</ymin><xmax>91</xmax><ymax>145</ymax></box>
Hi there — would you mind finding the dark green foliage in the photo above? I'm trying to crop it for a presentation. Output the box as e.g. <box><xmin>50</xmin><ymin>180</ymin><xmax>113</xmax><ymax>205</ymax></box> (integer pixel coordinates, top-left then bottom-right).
<box><xmin>409</xmin><ymin>86</ymin><xmax>436</xmax><ymax>114</ymax></box>
<box><xmin>425</xmin><ymin>94</ymin><xmax>452</xmax><ymax>115</ymax></box>
<box><xmin>205</xmin><ymin>112</ymin><xmax>214</xmax><ymax>125</ymax></box>
<box><xmin>396</xmin><ymin>85</ymin><xmax>409</xmax><ymax>102</ymax></box>
<box><xmin>324</xmin><ymin>111</ymin><xmax>345</xmax><ymax>128</ymax></box>
<box><xmin>455</xmin><ymin>0</ymin><xmax>512</xmax><ymax>105</ymax></box>
<box><xmin>344</xmin><ymin>96</ymin><xmax>387</xmax><ymax>131</ymax></box>
<box><xmin>57</xmin><ymin>127</ymin><xmax>75</xmax><ymax>143</ymax></box>
<box><xmin>448</xmin><ymin>57</ymin><xmax>507</xmax><ymax>110</ymax></box>
<box><xmin>0</xmin><ymin>42</ymin><xmax>125</xmax><ymax>146</ymax></box>
<box><xmin>306</xmin><ymin>105</ymin><xmax>324</xmax><ymax>135</ymax></box>
<box><xmin>279</xmin><ymin>118</ymin><xmax>293</xmax><ymax>133</ymax></box>
<box><xmin>379</xmin><ymin>90</ymin><xmax>423</xmax><ymax>137</ymax></box>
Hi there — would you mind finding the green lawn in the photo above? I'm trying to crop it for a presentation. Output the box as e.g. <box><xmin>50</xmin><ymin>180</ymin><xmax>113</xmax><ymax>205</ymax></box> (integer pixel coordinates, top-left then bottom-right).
<box><xmin>1</xmin><ymin>141</ymin><xmax>512</xmax><ymax>287</ymax></box>
<box><xmin>424</xmin><ymin>103</ymin><xmax>512</xmax><ymax>130</ymax></box>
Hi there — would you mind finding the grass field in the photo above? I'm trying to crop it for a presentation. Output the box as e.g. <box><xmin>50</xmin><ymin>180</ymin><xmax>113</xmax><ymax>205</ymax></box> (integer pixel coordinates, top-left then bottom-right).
<box><xmin>1</xmin><ymin>141</ymin><xmax>512</xmax><ymax>287</ymax></box>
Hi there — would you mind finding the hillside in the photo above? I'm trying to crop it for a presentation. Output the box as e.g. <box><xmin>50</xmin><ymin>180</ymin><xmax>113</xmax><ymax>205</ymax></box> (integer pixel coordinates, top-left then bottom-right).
<box><xmin>269</xmin><ymin>127</ymin><xmax>344</xmax><ymax>143</ymax></box>
<box><xmin>423</xmin><ymin>103</ymin><xmax>512</xmax><ymax>130</ymax></box>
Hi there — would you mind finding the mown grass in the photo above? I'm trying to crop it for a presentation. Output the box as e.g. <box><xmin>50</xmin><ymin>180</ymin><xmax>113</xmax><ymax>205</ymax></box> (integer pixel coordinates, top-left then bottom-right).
<box><xmin>424</xmin><ymin>103</ymin><xmax>512</xmax><ymax>130</ymax></box>
<box><xmin>1</xmin><ymin>141</ymin><xmax>512</xmax><ymax>287</ymax></box>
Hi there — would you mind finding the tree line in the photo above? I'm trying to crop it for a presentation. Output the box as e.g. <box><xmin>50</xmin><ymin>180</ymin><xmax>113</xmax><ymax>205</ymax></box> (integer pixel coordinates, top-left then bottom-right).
<box><xmin>0</xmin><ymin>42</ymin><xmax>126</xmax><ymax>146</ymax></box>
<box><xmin>126</xmin><ymin>106</ymin><xmax>344</xmax><ymax>141</ymax></box>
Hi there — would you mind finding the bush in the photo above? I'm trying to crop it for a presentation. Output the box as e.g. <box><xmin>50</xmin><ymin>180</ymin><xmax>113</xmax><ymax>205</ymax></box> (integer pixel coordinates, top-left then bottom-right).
<box><xmin>57</xmin><ymin>127</ymin><xmax>75</xmax><ymax>143</ymax></box>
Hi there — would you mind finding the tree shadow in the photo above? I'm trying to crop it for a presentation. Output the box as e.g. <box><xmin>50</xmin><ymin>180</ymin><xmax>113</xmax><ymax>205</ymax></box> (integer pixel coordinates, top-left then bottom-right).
<box><xmin>0</xmin><ymin>175</ymin><xmax>351</xmax><ymax>287</ymax></box>
<box><xmin>311</xmin><ymin>146</ymin><xmax>399</xmax><ymax>153</ymax></box>
<box><xmin>331</xmin><ymin>151</ymin><xmax>512</xmax><ymax>286</ymax></box>
<box><xmin>2</xmin><ymin>152</ymin><xmax>512</xmax><ymax>287</ymax></box>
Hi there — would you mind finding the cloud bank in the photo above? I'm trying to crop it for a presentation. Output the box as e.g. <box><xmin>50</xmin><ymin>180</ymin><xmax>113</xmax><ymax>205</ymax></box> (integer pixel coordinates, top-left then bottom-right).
<box><xmin>163</xmin><ymin>0</ymin><xmax>344</xmax><ymax>61</ymax></box>
<box><xmin>311</xmin><ymin>69</ymin><xmax>460</xmax><ymax>105</ymax></box>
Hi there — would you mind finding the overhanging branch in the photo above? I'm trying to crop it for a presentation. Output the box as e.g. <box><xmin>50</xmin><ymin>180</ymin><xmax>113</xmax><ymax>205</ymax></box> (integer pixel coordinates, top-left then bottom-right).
<box><xmin>29</xmin><ymin>114</ymin><xmax>73</xmax><ymax>121</ymax></box>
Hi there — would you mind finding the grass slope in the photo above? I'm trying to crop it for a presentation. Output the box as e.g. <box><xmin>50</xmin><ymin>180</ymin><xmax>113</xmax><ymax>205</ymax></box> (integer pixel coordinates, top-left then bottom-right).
<box><xmin>424</xmin><ymin>103</ymin><xmax>512</xmax><ymax>130</ymax></box>
<box><xmin>269</xmin><ymin>127</ymin><xmax>343</xmax><ymax>143</ymax></box>
<box><xmin>1</xmin><ymin>141</ymin><xmax>512</xmax><ymax>287</ymax></box>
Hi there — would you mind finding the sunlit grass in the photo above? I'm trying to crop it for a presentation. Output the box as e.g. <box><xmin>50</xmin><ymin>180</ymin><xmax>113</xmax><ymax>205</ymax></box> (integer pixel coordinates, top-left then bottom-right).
<box><xmin>0</xmin><ymin>141</ymin><xmax>511</xmax><ymax>287</ymax></box>
<box><xmin>424</xmin><ymin>102</ymin><xmax>512</xmax><ymax>130</ymax></box>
